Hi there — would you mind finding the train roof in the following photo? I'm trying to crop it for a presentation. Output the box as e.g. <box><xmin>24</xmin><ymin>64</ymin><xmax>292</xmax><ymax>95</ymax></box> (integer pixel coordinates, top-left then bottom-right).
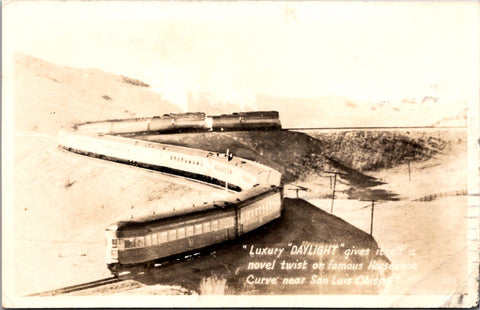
<box><xmin>74</xmin><ymin>111</ymin><xmax>280</xmax><ymax>131</ymax></box>
<box><xmin>108</xmin><ymin>185</ymin><xmax>280</xmax><ymax>231</ymax></box>
<box><xmin>209</xmin><ymin>111</ymin><xmax>279</xmax><ymax>118</ymax></box>
<box><xmin>99</xmin><ymin>134</ymin><xmax>277</xmax><ymax>177</ymax></box>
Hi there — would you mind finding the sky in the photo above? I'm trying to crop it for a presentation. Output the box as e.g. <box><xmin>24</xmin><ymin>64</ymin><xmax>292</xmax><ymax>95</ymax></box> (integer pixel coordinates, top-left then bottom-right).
<box><xmin>3</xmin><ymin>1</ymin><xmax>479</xmax><ymax>109</ymax></box>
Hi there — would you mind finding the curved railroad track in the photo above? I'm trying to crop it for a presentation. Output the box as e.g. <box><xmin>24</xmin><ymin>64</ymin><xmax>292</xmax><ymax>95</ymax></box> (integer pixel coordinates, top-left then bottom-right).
<box><xmin>28</xmin><ymin>112</ymin><xmax>283</xmax><ymax>296</ymax></box>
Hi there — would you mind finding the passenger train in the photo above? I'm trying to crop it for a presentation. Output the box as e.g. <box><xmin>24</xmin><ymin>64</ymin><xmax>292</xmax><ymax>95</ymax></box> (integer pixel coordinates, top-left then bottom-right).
<box><xmin>75</xmin><ymin>111</ymin><xmax>281</xmax><ymax>135</ymax></box>
<box><xmin>58</xmin><ymin>111</ymin><xmax>284</xmax><ymax>275</ymax></box>
<box><xmin>105</xmin><ymin>185</ymin><xmax>282</xmax><ymax>274</ymax></box>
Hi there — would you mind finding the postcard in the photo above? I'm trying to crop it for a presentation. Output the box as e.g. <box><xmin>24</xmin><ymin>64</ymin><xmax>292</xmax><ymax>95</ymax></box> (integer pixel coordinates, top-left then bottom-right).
<box><xmin>2</xmin><ymin>1</ymin><xmax>479</xmax><ymax>308</ymax></box>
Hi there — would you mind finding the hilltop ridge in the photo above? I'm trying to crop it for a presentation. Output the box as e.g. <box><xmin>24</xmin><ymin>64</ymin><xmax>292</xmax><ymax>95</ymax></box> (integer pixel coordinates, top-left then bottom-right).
<box><xmin>13</xmin><ymin>52</ymin><xmax>181</xmax><ymax>134</ymax></box>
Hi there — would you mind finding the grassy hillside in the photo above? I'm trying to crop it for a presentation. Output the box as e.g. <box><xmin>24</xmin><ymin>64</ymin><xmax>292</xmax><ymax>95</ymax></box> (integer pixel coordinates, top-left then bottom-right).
<box><xmin>139</xmin><ymin>128</ymin><xmax>458</xmax><ymax>200</ymax></box>
<box><xmin>140</xmin><ymin>131</ymin><xmax>329</xmax><ymax>183</ymax></box>
<box><xmin>303</xmin><ymin>130</ymin><xmax>460</xmax><ymax>172</ymax></box>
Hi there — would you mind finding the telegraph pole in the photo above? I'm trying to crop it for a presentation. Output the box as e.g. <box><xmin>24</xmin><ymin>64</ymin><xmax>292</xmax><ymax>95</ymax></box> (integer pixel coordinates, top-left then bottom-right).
<box><xmin>287</xmin><ymin>185</ymin><xmax>308</xmax><ymax>199</ymax></box>
<box><xmin>324</xmin><ymin>171</ymin><xmax>345</xmax><ymax>214</ymax></box>
<box><xmin>405</xmin><ymin>156</ymin><xmax>413</xmax><ymax>182</ymax></box>
<box><xmin>331</xmin><ymin>173</ymin><xmax>337</xmax><ymax>213</ymax></box>
<box><xmin>370</xmin><ymin>200</ymin><xmax>375</xmax><ymax>236</ymax></box>
<box><xmin>225</xmin><ymin>148</ymin><xmax>230</xmax><ymax>197</ymax></box>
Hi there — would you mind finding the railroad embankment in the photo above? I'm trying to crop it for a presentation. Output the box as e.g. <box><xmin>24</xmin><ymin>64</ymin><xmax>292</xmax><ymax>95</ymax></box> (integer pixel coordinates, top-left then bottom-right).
<box><xmin>131</xmin><ymin>198</ymin><xmax>390</xmax><ymax>295</ymax></box>
<box><xmin>138</xmin><ymin>129</ymin><xmax>462</xmax><ymax>201</ymax></box>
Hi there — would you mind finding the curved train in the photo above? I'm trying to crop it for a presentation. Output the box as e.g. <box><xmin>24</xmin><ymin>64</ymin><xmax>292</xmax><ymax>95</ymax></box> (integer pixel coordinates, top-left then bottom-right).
<box><xmin>105</xmin><ymin>185</ymin><xmax>282</xmax><ymax>274</ymax></box>
<box><xmin>58</xmin><ymin>111</ymin><xmax>284</xmax><ymax>275</ymax></box>
<box><xmin>75</xmin><ymin>111</ymin><xmax>281</xmax><ymax>135</ymax></box>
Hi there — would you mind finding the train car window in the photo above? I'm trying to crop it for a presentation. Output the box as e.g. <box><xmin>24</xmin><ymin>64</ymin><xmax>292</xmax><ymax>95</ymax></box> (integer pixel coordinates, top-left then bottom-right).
<box><xmin>203</xmin><ymin>222</ymin><xmax>211</xmax><ymax>233</ymax></box>
<box><xmin>117</xmin><ymin>239</ymin><xmax>125</xmax><ymax>250</ymax></box>
<box><xmin>135</xmin><ymin>237</ymin><xmax>145</xmax><ymax>248</ymax></box>
<box><xmin>186</xmin><ymin>226</ymin><xmax>194</xmax><ymax>237</ymax></box>
<box><xmin>168</xmin><ymin>229</ymin><xmax>177</xmax><ymax>241</ymax></box>
<box><xmin>177</xmin><ymin>227</ymin><xmax>186</xmax><ymax>239</ymax></box>
<box><xmin>145</xmin><ymin>234</ymin><xmax>152</xmax><ymax>247</ymax></box>
<box><xmin>124</xmin><ymin>238</ymin><xmax>135</xmax><ymax>249</ymax></box>
<box><xmin>152</xmin><ymin>233</ymin><xmax>158</xmax><ymax>245</ymax></box>
<box><xmin>194</xmin><ymin>224</ymin><xmax>202</xmax><ymax>235</ymax></box>
<box><xmin>159</xmin><ymin>231</ymin><xmax>167</xmax><ymax>243</ymax></box>
<box><xmin>224</xmin><ymin>218</ymin><xmax>230</xmax><ymax>228</ymax></box>
<box><xmin>212</xmin><ymin>220</ymin><xmax>219</xmax><ymax>231</ymax></box>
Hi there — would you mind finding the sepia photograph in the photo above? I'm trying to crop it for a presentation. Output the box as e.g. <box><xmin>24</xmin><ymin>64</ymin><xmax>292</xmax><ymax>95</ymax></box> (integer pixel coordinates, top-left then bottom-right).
<box><xmin>2</xmin><ymin>1</ymin><xmax>479</xmax><ymax>308</ymax></box>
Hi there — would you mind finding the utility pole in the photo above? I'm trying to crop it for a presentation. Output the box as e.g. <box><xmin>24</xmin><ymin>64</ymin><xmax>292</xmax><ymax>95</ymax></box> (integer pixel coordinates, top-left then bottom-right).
<box><xmin>324</xmin><ymin>171</ymin><xmax>345</xmax><ymax>214</ymax></box>
<box><xmin>405</xmin><ymin>156</ymin><xmax>413</xmax><ymax>182</ymax></box>
<box><xmin>370</xmin><ymin>200</ymin><xmax>375</xmax><ymax>236</ymax></box>
<box><xmin>287</xmin><ymin>185</ymin><xmax>308</xmax><ymax>199</ymax></box>
<box><xmin>331</xmin><ymin>173</ymin><xmax>337</xmax><ymax>213</ymax></box>
<box><xmin>225</xmin><ymin>148</ymin><xmax>230</xmax><ymax>197</ymax></box>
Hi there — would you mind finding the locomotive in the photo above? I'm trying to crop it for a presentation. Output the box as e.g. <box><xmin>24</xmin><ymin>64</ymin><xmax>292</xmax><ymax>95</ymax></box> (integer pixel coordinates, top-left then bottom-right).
<box><xmin>211</xmin><ymin>111</ymin><xmax>281</xmax><ymax>131</ymax></box>
<box><xmin>74</xmin><ymin>111</ymin><xmax>281</xmax><ymax>135</ymax></box>
<box><xmin>58</xmin><ymin>111</ymin><xmax>284</xmax><ymax>275</ymax></box>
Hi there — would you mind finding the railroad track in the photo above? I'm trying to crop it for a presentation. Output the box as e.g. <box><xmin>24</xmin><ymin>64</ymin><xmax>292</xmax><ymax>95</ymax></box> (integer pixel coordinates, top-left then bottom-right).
<box><xmin>25</xmin><ymin>246</ymin><xmax>222</xmax><ymax>297</ymax></box>
<box><xmin>26</xmin><ymin>277</ymin><xmax>121</xmax><ymax>297</ymax></box>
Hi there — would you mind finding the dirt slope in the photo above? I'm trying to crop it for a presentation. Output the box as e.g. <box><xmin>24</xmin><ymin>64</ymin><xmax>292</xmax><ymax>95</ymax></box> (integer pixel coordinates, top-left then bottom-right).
<box><xmin>140</xmin><ymin>129</ymin><xmax>455</xmax><ymax>200</ymax></box>
<box><xmin>132</xmin><ymin>198</ymin><xmax>390</xmax><ymax>295</ymax></box>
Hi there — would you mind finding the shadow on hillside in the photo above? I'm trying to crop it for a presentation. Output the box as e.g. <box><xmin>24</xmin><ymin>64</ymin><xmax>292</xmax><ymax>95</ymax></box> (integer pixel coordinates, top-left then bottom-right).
<box><xmin>133</xmin><ymin>198</ymin><xmax>391</xmax><ymax>295</ymax></box>
<box><xmin>326</xmin><ymin>156</ymin><xmax>399</xmax><ymax>201</ymax></box>
<box><xmin>136</xmin><ymin>130</ymin><xmax>400</xmax><ymax>201</ymax></box>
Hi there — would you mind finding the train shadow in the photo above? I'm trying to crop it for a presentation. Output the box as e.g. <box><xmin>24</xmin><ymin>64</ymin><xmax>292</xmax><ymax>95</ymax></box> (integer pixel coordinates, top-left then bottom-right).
<box><xmin>132</xmin><ymin>198</ymin><xmax>391</xmax><ymax>295</ymax></box>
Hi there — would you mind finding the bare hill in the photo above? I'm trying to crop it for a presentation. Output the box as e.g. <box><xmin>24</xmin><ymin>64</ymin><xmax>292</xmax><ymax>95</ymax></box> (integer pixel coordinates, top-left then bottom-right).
<box><xmin>13</xmin><ymin>53</ymin><xmax>181</xmax><ymax>134</ymax></box>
